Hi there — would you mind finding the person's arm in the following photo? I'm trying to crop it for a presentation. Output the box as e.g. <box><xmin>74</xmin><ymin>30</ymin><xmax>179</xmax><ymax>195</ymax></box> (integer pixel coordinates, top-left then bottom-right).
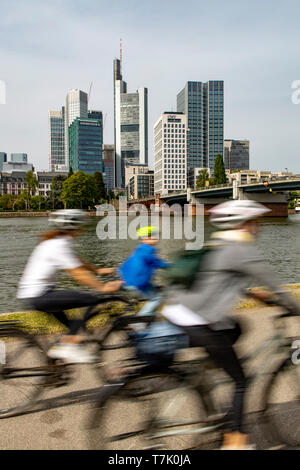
<box><xmin>65</xmin><ymin>266</ymin><xmax>122</xmax><ymax>293</ymax></box>
<box><xmin>78</xmin><ymin>257</ymin><xmax>115</xmax><ymax>275</ymax></box>
<box><xmin>145</xmin><ymin>249</ymin><xmax>171</xmax><ymax>270</ymax></box>
<box><xmin>237</xmin><ymin>248</ymin><xmax>300</xmax><ymax>312</ymax></box>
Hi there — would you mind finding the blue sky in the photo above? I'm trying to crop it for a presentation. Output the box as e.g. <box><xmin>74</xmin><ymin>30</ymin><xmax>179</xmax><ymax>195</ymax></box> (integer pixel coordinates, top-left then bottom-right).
<box><xmin>0</xmin><ymin>0</ymin><xmax>300</xmax><ymax>172</ymax></box>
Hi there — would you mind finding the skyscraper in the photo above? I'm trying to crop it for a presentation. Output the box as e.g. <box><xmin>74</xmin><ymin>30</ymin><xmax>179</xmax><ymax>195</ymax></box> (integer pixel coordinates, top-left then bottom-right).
<box><xmin>69</xmin><ymin>113</ymin><xmax>103</xmax><ymax>175</ymax></box>
<box><xmin>177</xmin><ymin>81</ymin><xmax>224</xmax><ymax>172</ymax></box>
<box><xmin>49</xmin><ymin>109</ymin><xmax>65</xmax><ymax>171</ymax></box>
<box><xmin>154</xmin><ymin>112</ymin><xmax>187</xmax><ymax>194</ymax></box>
<box><xmin>102</xmin><ymin>144</ymin><xmax>115</xmax><ymax>192</ymax></box>
<box><xmin>113</xmin><ymin>58</ymin><xmax>148</xmax><ymax>188</ymax></box>
<box><xmin>65</xmin><ymin>89</ymin><xmax>88</xmax><ymax>168</ymax></box>
<box><xmin>224</xmin><ymin>140</ymin><xmax>249</xmax><ymax>171</ymax></box>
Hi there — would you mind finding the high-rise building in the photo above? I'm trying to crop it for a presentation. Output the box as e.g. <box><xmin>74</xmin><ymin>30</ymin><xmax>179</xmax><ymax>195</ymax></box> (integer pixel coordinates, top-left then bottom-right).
<box><xmin>113</xmin><ymin>58</ymin><xmax>148</xmax><ymax>188</ymax></box>
<box><xmin>49</xmin><ymin>109</ymin><xmax>65</xmax><ymax>171</ymax></box>
<box><xmin>69</xmin><ymin>113</ymin><xmax>103</xmax><ymax>175</ymax></box>
<box><xmin>177</xmin><ymin>81</ymin><xmax>224</xmax><ymax>172</ymax></box>
<box><xmin>102</xmin><ymin>144</ymin><xmax>115</xmax><ymax>192</ymax></box>
<box><xmin>10</xmin><ymin>153</ymin><xmax>28</xmax><ymax>163</ymax></box>
<box><xmin>224</xmin><ymin>140</ymin><xmax>249</xmax><ymax>171</ymax></box>
<box><xmin>65</xmin><ymin>89</ymin><xmax>88</xmax><ymax>168</ymax></box>
<box><xmin>154</xmin><ymin>112</ymin><xmax>187</xmax><ymax>194</ymax></box>
<box><xmin>0</xmin><ymin>152</ymin><xmax>7</xmax><ymax>171</ymax></box>
<box><xmin>128</xmin><ymin>171</ymin><xmax>154</xmax><ymax>200</ymax></box>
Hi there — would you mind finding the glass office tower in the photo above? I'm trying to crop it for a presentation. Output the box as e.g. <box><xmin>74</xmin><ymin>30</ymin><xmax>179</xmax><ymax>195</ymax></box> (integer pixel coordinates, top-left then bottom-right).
<box><xmin>177</xmin><ymin>81</ymin><xmax>224</xmax><ymax>172</ymax></box>
<box><xmin>65</xmin><ymin>89</ymin><xmax>88</xmax><ymax>168</ymax></box>
<box><xmin>113</xmin><ymin>58</ymin><xmax>148</xmax><ymax>188</ymax></box>
<box><xmin>69</xmin><ymin>114</ymin><xmax>103</xmax><ymax>175</ymax></box>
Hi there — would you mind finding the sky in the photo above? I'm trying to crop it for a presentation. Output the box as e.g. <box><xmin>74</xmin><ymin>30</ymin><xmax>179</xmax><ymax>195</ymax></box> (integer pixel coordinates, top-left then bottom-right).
<box><xmin>0</xmin><ymin>0</ymin><xmax>300</xmax><ymax>172</ymax></box>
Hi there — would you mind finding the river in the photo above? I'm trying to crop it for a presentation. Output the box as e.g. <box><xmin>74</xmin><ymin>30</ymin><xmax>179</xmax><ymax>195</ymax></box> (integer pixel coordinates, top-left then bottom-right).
<box><xmin>0</xmin><ymin>216</ymin><xmax>299</xmax><ymax>313</ymax></box>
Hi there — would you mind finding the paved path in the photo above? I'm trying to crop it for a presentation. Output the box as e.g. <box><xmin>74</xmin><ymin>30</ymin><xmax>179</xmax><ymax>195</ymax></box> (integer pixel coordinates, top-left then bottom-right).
<box><xmin>0</xmin><ymin>306</ymin><xmax>299</xmax><ymax>450</ymax></box>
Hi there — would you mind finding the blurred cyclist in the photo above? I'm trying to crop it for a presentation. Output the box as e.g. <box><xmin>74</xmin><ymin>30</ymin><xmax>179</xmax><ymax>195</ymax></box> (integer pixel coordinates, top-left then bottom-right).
<box><xmin>161</xmin><ymin>200</ymin><xmax>300</xmax><ymax>450</ymax></box>
<box><xmin>118</xmin><ymin>226</ymin><xmax>170</xmax><ymax>320</ymax></box>
<box><xmin>17</xmin><ymin>209</ymin><xmax>122</xmax><ymax>363</ymax></box>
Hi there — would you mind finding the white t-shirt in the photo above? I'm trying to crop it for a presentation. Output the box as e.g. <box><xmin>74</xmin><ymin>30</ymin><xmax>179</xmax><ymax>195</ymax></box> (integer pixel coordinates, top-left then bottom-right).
<box><xmin>161</xmin><ymin>304</ymin><xmax>209</xmax><ymax>327</ymax></box>
<box><xmin>18</xmin><ymin>236</ymin><xmax>82</xmax><ymax>299</ymax></box>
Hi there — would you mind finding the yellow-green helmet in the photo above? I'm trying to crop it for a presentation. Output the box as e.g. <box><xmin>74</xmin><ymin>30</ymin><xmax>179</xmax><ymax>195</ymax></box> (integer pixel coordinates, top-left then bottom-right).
<box><xmin>136</xmin><ymin>226</ymin><xmax>159</xmax><ymax>238</ymax></box>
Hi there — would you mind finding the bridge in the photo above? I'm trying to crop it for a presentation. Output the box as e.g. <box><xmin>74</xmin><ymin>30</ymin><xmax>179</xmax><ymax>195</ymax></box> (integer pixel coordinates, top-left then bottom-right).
<box><xmin>130</xmin><ymin>177</ymin><xmax>300</xmax><ymax>217</ymax></box>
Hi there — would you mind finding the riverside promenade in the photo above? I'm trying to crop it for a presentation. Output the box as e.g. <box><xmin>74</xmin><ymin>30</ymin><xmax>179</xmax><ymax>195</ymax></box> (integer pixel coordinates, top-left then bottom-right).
<box><xmin>0</xmin><ymin>296</ymin><xmax>299</xmax><ymax>450</ymax></box>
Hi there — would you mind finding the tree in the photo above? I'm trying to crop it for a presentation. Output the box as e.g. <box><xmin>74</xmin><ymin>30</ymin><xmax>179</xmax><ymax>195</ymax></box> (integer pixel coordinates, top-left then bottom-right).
<box><xmin>288</xmin><ymin>191</ymin><xmax>300</xmax><ymax>210</ymax></box>
<box><xmin>107</xmin><ymin>190</ymin><xmax>115</xmax><ymax>201</ymax></box>
<box><xmin>213</xmin><ymin>154</ymin><xmax>227</xmax><ymax>185</ymax></box>
<box><xmin>196</xmin><ymin>169</ymin><xmax>210</xmax><ymax>188</ymax></box>
<box><xmin>30</xmin><ymin>195</ymin><xmax>45</xmax><ymax>211</ymax></box>
<box><xmin>0</xmin><ymin>194</ymin><xmax>15</xmax><ymax>210</ymax></box>
<box><xmin>68</xmin><ymin>166</ymin><xmax>74</xmax><ymax>178</ymax></box>
<box><xmin>94</xmin><ymin>171</ymin><xmax>107</xmax><ymax>203</ymax></box>
<box><xmin>61</xmin><ymin>171</ymin><xmax>97</xmax><ymax>209</ymax></box>
<box><xmin>50</xmin><ymin>175</ymin><xmax>68</xmax><ymax>209</ymax></box>
<box><xmin>25</xmin><ymin>171</ymin><xmax>39</xmax><ymax>196</ymax></box>
<box><xmin>18</xmin><ymin>190</ymin><xmax>31</xmax><ymax>210</ymax></box>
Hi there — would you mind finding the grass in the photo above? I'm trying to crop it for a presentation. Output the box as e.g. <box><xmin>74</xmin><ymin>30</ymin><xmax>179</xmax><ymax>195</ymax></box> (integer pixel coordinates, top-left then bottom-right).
<box><xmin>1</xmin><ymin>284</ymin><xmax>300</xmax><ymax>335</ymax></box>
<box><xmin>0</xmin><ymin>301</ymin><xmax>140</xmax><ymax>336</ymax></box>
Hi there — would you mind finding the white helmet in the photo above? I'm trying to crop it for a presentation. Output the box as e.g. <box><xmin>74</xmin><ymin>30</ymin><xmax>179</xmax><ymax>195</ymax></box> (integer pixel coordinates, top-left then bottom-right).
<box><xmin>208</xmin><ymin>200</ymin><xmax>271</xmax><ymax>229</ymax></box>
<box><xmin>49</xmin><ymin>209</ymin><xmax>89</xmax><ymax>230</ymax></box>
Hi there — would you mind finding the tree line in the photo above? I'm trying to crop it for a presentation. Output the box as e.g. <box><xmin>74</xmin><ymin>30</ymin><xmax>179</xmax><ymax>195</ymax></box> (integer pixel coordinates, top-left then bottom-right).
<box><xmin>0</xmin><ymin>170</ymin><xmax>121</xmax><ymax>211</ymax></box>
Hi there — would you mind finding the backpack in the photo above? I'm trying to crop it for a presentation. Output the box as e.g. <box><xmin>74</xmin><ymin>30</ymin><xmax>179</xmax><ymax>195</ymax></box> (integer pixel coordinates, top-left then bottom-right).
<box><xmin>162</xmin><ymin>245</ymin><xmax>213</xmax><ymax>289</ymax></box>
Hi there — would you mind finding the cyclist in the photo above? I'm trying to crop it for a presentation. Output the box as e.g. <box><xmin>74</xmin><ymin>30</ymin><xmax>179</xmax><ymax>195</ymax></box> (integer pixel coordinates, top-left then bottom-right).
<box><xmin>118</xmin><ymin>226</ymin><xmax>170</xmax><ymax>319</ymax></box>
<box><xmin>161</xmin><ymin>200</ymin><xmax>300</xmax><ymax>450</ymax></box>
<box><xmin>17</xmin><ymin>209</ymin><xmax>122</xmax><ymax>363</ymax></box>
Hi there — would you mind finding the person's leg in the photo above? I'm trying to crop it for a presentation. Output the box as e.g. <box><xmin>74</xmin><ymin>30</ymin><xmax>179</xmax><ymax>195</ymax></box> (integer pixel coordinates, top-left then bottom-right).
<box><xmin>31</xmin><ymin>290</ymin><xmax>101</xmax><ymax>335</ymax></box>
<box><xmin>182</xmin><ymin>325</ymin><xmax>247</xmax><ymax>438</ymax></box>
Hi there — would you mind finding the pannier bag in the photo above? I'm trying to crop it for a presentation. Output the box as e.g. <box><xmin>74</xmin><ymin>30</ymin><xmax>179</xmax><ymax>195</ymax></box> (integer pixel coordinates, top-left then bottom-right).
<box><xmin>132</xmin><ymin>321</ymin><xmax>189</xmax><ymax>366</ymax></box>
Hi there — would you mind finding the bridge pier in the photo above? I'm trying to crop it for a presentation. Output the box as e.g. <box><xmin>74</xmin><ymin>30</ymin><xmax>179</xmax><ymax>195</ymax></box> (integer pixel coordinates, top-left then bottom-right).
<box><xmin>235</xmin><ymin>185</ymin><xmax>289</xmax><ymax>217</ymax></box>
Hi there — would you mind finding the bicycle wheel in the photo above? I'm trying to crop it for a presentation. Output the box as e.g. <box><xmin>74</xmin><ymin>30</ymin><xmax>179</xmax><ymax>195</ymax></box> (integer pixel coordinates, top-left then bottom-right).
<box><xmin>90</xmin><ymin>324</ymin><xmax>135</xmax><ymax>382</ymax></box>
<box><xmin>88</xmin><ymin>370</ymin><xmax>221</xmax><ymax>450</ymax></box>
<box><xmin>0</xmin><ymin>329</ymin><xmax>47</xmax><ymax>418</ymax></box>
<box><xmin>264</xmin><ymin>358</ymin><xmax>300</xmax><ymax>447</ymax></box>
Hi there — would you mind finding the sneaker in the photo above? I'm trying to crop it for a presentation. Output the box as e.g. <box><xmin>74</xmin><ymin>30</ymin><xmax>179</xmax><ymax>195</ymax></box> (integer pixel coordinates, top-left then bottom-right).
<box><xmin>220</xmin><ymin>432</ymin><xmax>255</xmax><ymax>450</ymax></box>
<box><xmin>47</xmin><ymin>344</ymin><xmax>97</xmax><ymax>364</ymax></box>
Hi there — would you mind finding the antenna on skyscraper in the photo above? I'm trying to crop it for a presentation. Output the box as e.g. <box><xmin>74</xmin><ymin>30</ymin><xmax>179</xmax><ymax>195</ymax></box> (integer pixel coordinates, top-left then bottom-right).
<box><xmin>120</xmin><ymin>38</ymin><xmax>123</xmax><ymax>73</ymax></box>
<box><xmin>88</xmin><ymin>81</ymin><xmax>93</xmax><ymax>105</ymax></box>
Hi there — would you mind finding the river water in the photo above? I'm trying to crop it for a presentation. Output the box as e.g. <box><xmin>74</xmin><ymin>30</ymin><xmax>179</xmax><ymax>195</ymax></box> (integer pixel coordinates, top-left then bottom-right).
<box><xmin>0</xmin><ymin>216</ymin><xmax>299</xmax><ymax>313</ymax></box>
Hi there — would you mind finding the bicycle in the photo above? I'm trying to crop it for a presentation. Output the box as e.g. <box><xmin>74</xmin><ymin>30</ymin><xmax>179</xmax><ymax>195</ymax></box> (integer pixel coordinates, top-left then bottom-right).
<box><xmin>0</xmin><ymin>294</ymin><xmax>139</xmax><ymax>419</ymax></box>
<box><xmin>87</xmin><ymin>302</ymin><xmax>300</xmax><ymax>450</ymax></box>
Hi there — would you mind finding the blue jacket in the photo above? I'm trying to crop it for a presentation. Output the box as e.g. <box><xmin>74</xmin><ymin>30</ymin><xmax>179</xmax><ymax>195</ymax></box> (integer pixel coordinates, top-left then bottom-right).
<box><xmin>118</xmin><ymin>243</ymin><xmax>170</xmax><ymax>293</ymax></box>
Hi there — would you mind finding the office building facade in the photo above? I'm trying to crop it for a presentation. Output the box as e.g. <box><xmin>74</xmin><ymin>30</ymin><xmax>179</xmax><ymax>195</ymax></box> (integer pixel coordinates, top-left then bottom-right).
<box><xmin>2</xmin><ymin>161</ymin><xmax>34</xmax><ymax>173</ymax></box>
<box><xmin>69</xmin><ymin>114</ymin><xmax>103</xmax><ymax>175</ymax></box>
<box><xmin>177</xmin><ymin>80</ymin><xmax>224</xmax><ymax>172</ymax></box>
<box><xmin>154</xmin><ymin>112</ymin><xmax>187</xmax><ymax>194</ymax></box>
<box><xmin>224</xmin><ymin>140</ymin><xmax>249</xmax><ymax>171</ymax></box>
<box><xmin>65</xmin><ymin>89</ymin><xmax>88</xmax><ymax>168</ymax></box>
<box><xmin>49</xmin><ymin>109</ymin><xmax>65</xmax><ymax>171</ymax></box>
<box><xmin>128</xmin><ymin>171</ymin><xmax>154</xmax><ymax>200</ymax></box>
<box><xmin>102</xmin><ymin>144</ymin><xmax>115</xmax><ymax>192</ymax></box>
<box><xmin>0</xmin><ymin>152</ymin><xmax>7</xmax><ymax>171</ymax></box>
<box><xmin>113</xmin><ymin>58</ymin><xmax>148</xmax><ymax>188</ymax></box>
<box><xmin>10</xmin><ymin>153</ymin><xmax>28</xmax><ymax>163</ymax></box>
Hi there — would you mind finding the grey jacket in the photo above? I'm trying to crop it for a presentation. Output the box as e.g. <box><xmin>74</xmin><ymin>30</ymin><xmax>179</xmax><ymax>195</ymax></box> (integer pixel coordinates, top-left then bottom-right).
<box><xmin>167</xmin><ymin>230</ymin><xmax>299</xmax><ymax>329</ymax></box>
